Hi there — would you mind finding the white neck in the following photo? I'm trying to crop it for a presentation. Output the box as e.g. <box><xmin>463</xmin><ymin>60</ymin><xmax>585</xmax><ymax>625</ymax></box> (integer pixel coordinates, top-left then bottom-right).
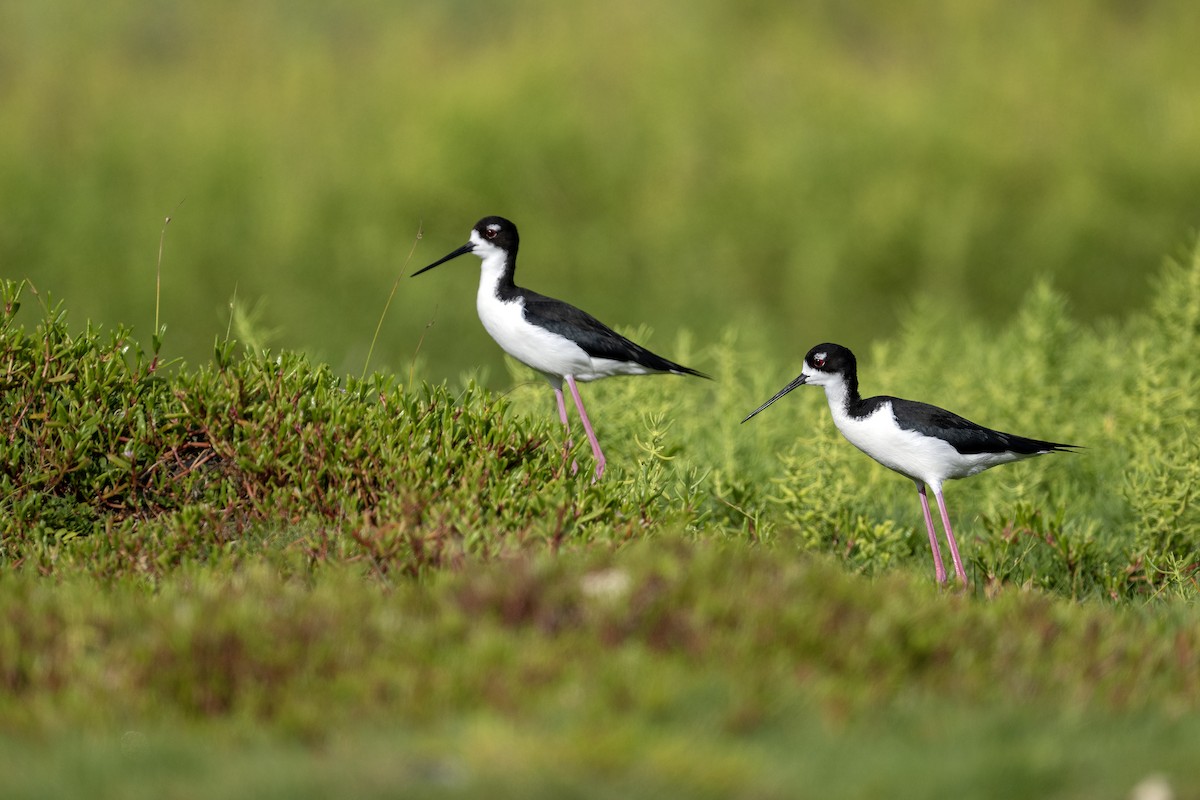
<box><xmin>476</xmin><ymin>249</ymin><xmax>509</xmax><ymax>305</ymax></box>
<box><xmin>820</xmin><ymin>375</ymin><xmax>855</xmax><ymax>426</ymax></box>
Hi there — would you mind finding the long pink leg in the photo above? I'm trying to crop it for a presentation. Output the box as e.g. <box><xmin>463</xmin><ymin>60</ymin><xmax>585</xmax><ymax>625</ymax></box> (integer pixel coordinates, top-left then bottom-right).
<box><xmin>916</xmin><ymin>483</ymin><xmax>948</xmax><ymax>584</ymax></box>
<box><xmin>565</xmin><ymin>375</ymin><xmax>606</xmax><ymax>480</ymax></box>
<box><xmin>553</xmin><ymin>387</ymin><xmax>579</xmax><ymax>475</ymax></box>
<box><xmin>555</xmin><ymin>387</ymin><xmax>570</xmax><ymax>428</ymax></box>
<box><xmin>933</xmin><ymin>489</ymin><xmax>969</xmax><ymax>585</ymax></box>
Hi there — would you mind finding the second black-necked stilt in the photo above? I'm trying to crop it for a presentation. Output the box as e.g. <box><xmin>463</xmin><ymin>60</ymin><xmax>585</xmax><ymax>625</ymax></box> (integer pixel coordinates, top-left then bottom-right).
<box><xmin>413</xmin><ymin>216</ymin><xmax>708</xmax><ymax>479</ymax></box>
<box><xmin>742</xmin><ymin>343</ymin><xmax>1078</xmax><ymax>585</ymax></box>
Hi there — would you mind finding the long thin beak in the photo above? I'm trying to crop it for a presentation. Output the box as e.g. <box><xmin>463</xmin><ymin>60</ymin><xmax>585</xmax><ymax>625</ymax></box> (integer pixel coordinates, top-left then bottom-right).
<box><xmin>411</xmin><ymin>242</ymin><xmax>474</xmax><ymax>277</ymax></box>
<box><xmin>741</xmin><ymin>373</ymin><xmax>808</xmax><ymax>423</ymax></box>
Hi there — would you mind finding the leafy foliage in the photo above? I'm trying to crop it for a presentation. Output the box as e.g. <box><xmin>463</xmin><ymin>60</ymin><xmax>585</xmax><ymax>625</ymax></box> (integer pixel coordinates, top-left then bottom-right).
<box><xmin>6</xmin><ymin>242</ymin><xmax>1200</xmax><ymax>597</ymax></box>
<box><xmin>0</xmin><ymin>280</ymin><xmax>694</xmax><ymax>581</ymax></box>
<box><xmin>4</xmin><ymin>237</ymin><xmax>1200</xmax><ymax>800</ymax></box>
<box><xmin>3</xmin><ymin>539</ymin><xmax>1200</xmax><ymax>797</ymax></box>
<box><xmin>1117</xmin><ymin>256</ymin><xmax>1200</xmax><ymax>594</ymax></box>
<box><xmin>722</xmin><ymin>244</ymin><xmax>1200</xmax><ymax>601</ymax></box>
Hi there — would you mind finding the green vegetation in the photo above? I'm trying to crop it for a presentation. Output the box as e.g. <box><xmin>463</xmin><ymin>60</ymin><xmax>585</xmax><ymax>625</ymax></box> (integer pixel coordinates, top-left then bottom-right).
<box><xmin>6</xmin><ymin>1</ymin><xmax>1200</xmax><ymax>796</ymax></box>
<box><xmin>3</xmin><ymin>244</ymin><xmax>1200</xmax><ymax>797</ymax></box>
<box><xmin>7</xmin><ymin>242</ymin><xmax>1199</xmax><ymax>596</ymax></box>
<box><xmin>3</xmin><ymin>548</ymin><xmax>1200</xmax><ymax>799</ymax></box>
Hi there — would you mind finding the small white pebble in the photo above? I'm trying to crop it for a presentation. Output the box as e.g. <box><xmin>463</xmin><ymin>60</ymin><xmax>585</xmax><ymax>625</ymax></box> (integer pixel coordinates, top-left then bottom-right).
<box><xmin>1130</xmin><ymin>774</ymin><xmax>1174</xmax><ymax>800</ymax></box>
<box><xmin>580</xmin><ymin>568</ymin><xmax>631</xmax><ymax>600</ymax></box>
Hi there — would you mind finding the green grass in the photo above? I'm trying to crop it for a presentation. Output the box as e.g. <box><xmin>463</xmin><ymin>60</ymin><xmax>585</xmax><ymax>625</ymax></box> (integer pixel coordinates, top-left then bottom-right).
<box><xmin>4</xmin><ymin>244</ymin><xmax>1200</xmax><ymax>796</ymax></box>
<box><xmin>2</xmin><ymin>544</ymin><xmax>1200</xmax><ymax>799</ymax></box>
<box><xmin>10</xmin><ymin>240</ymin><xmax>1199</xmax><ymax>596</ymax></box>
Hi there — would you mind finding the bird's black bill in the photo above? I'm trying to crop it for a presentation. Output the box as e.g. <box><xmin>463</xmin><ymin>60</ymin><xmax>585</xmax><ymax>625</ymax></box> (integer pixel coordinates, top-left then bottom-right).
<box><xmin>411</xmin><ymin>242</ymin><xmax>474</xmax><ymax>277</ymax></box>
<box><xmin>741</xmin><ymin>373</ymin><xmax>808</xmax><ymax>423</ymax></box>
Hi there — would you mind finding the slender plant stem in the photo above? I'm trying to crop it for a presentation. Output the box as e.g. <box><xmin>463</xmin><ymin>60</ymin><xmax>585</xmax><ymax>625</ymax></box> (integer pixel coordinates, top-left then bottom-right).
<box><xmin>362</xmin><ymin>223</ymin><xmax>423</xmax><ymax>381</ymax></box>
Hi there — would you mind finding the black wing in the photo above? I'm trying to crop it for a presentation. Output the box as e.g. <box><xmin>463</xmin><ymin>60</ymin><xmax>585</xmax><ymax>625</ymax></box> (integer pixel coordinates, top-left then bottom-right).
<box><xmin>885</xmin><ymin>397</ymin><xmax>1078</xmax><ymax>455</ymax></box>
<box><xmin>520</xmin><ymin>290</ymin><xmax>709</xmax><ymax>378</ymax></box>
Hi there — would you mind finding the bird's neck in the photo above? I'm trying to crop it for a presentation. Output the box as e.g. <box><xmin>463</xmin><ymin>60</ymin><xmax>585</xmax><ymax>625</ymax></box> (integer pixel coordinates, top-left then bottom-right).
<box><xmin>477</xmin><ymin>251</ymin><xmax>519</xmax><ymax>305</ymax></box>
<box><xmin>822</xmin><ymin>374</ymin><xmax>864</xmax><ymax>420</ymax></box>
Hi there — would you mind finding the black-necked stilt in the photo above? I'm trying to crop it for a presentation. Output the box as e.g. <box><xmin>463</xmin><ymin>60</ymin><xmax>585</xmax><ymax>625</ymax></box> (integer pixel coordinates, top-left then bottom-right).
<box><xmin>742</xmin><ymin>343</ymin><xmax>1078</xmax><ymax>585</ymax></box>
<box><xmin>413</xmin><ymin>216</ymin><xmax>708</xmax><ymax>479</ymax></box>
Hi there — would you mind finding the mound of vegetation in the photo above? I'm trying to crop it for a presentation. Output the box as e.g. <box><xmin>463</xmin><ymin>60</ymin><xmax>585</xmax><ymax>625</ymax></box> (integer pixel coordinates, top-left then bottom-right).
<box><xmin>8</xmin><ymin>242</ymin><xmax>1200</xmax><ymax>597</ymax></box>
<box><xmin>3</xmin><ymin>246</ymin><xmax>1200</xmax><ymax>797</ymax></box>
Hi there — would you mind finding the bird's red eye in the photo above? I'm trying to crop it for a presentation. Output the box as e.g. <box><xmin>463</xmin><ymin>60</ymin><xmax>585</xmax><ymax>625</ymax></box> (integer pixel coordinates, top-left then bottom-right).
<box><xmin>486</xmin><ymin>227</ymin><xmax>499</xmax><ymax>239</ymax></box>
<box><xmin>813</xmin><ymin>356</ymin><xmax>826</xmax><ymax>367</ymax></box>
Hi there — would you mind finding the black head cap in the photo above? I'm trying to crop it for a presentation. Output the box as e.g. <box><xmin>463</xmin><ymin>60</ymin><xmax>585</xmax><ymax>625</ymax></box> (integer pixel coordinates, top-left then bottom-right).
<box><xmin>805</xmin><ymin>343</ymin><xmax>856</xmax><ymax>375</ymax></box>
<box><xmin>474</xmin><ymin>216</ymin><xmax>519</xmax><ymax>255</ymax></box>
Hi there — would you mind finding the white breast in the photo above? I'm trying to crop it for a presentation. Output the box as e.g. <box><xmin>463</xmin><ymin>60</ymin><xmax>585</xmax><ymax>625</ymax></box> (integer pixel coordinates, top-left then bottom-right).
<box><xmin>474</xmin><ymin>257</ymin><xmax>590</xmax><ymax>383</ymax></box>
<box><xmin>829</xmin><ymin>399</ymin><xmax>1026</xmax><ymax>488</ymax></box>
<box><xmin>472</xmin><ymin>253</ymin><xmax>660</xmax><ymax>384</ymax></box>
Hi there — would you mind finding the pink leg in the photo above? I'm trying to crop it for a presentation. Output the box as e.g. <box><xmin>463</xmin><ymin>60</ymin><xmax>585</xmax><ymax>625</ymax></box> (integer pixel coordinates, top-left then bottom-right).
<box><xmin>933</xmin><ymin>489</ymin><xmax>968</xmax><ymax>585</ymax></box>
<box><xmin>553</xmin><ymin>387</ymin><xmax>578</xmax><ymax>476</ymax></box>
<box><xmin>555</xmin><ymin>387</ymin><xmax>570</xmax><ymax>427</ymax></box>
<box><xmin>565</xmin><ymin>375</ymin><xmax>606</xmax><ymax>479</ymax></box>
<box><xmin>916</xmin><ymin>483</ymin><xmax>948</xmax><ymax>584</ymax></box>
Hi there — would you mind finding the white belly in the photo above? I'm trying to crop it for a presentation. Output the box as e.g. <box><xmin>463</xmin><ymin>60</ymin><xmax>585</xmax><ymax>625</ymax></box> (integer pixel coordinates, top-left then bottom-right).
<box><xmin>476</xmin><ymin>293</ymin><xmax>585</xmax><ymax>376</ymax></box>
<box><xmin>474</xmin><ymin>260</ymin><xmax>660</xmax><ymax>383</ymax></box>
<box><xmin>833</xmin><ymin>401</ymin><xmax>1022</xmax><ymax>487</ymax></box>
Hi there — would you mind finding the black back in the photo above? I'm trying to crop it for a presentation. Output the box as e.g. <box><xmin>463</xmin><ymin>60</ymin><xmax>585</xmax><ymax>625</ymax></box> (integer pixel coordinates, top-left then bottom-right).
<box><xmin>520</xmin><ymin>288</ymin><xmax>707</xmax><ymax>377</ymax></box>
<box><xmin>869</xmin><ymin>396</ymin><xmax>1076</xmax><ymax>455</ymax></box>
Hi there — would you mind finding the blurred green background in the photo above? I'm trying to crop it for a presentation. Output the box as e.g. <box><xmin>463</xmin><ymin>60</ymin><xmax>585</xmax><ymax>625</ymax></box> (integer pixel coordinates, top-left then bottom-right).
<box><xmin>4</xmin><ymin>0</ymin><xmax>1200</xmax><ymax>381</ymax></box>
